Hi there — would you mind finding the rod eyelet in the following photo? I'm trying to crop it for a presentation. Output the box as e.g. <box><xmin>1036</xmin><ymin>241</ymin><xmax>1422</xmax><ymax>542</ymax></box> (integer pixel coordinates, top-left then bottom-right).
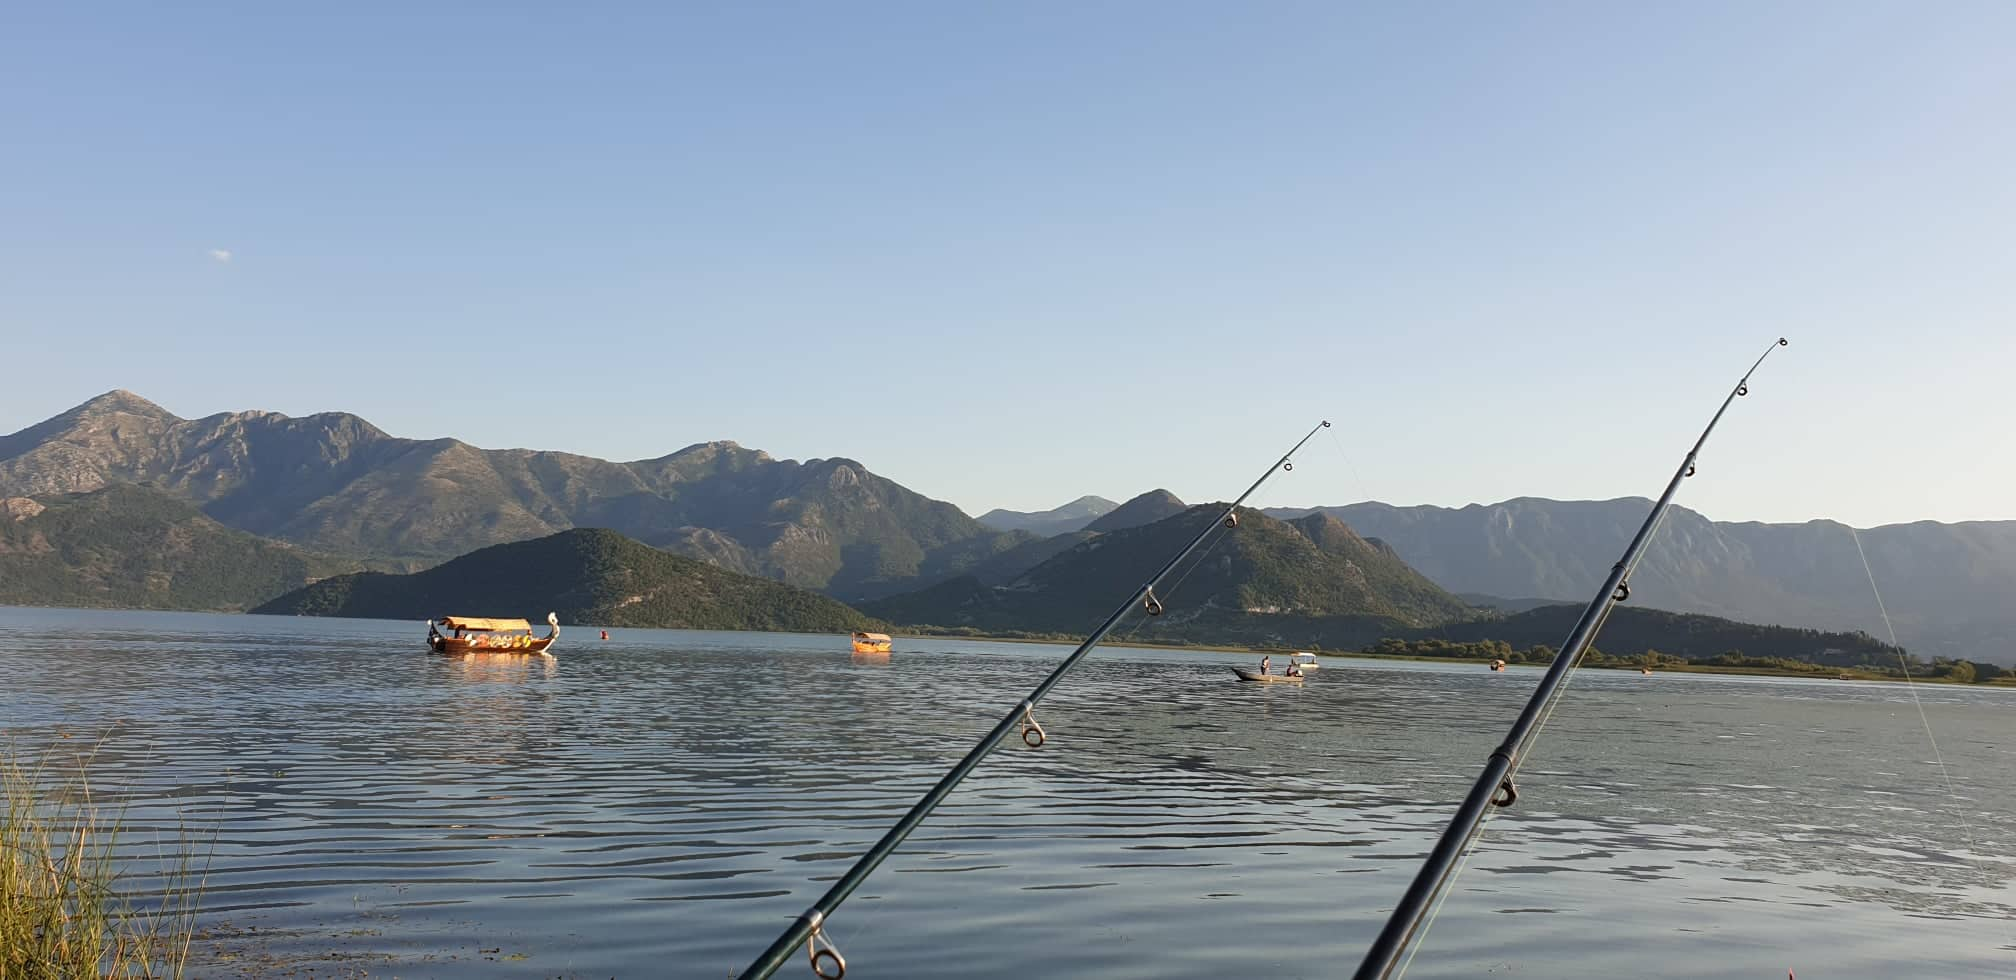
<box><xmin>1736</xmin><ymin>383</ymin><xmax>1749</xmax><ymax>397</ymax></box>
<box><xmin>809</xmin><ymin>923</ymin><xmax>846</xmax><ymax>978</ymax></box>
<box><xmin>1020</xmin><ymin>705</ymin><xmax>1046</xmax><ymax>748</ymax></box>
<box><xmin>1223</xmin><ymin>514</ymin><xmax>1239</xmax><ymax>529</ymax></box>
<box><xmin>1613</xmin><ymin>582</ymin><xmax>1631</xmax><ymax>602</ymax></box>
<box><xmin>1143</xmin><ymin>589</ymin><xmax>1164</xmax><ymax>616</ymax></box>
<box><xmin>1491</xmin><ymin>779</ymin><xmax>1518</xmax><ymax>807</ymax></box>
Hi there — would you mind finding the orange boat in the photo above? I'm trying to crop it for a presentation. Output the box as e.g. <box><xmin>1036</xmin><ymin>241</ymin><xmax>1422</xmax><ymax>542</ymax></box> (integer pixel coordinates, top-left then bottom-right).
<box><xmin>429</xmin><ymin>613</ymin><xmax>560</xmax><ymax>656</ymax></box>
<box><xmin>851</xmin><ymin>631</ymin><xmax>893</xmax><ymax>654</ymax></box>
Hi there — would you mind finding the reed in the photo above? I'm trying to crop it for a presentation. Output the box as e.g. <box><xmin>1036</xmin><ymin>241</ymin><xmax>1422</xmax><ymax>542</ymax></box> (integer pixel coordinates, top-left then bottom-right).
<box><xmin>1</xmin><ymin>748</ymin><xmax>205</xmax><ymax>979</ymax></box>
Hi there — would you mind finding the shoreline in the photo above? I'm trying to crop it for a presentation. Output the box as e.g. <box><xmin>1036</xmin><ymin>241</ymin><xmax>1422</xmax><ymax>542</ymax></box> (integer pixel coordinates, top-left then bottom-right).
<box><xmin>894</xmin><ymin>630</ymin><xmax>2013</xmax><ymax>686</ymax></box>
<box><xmin>4</xmin><ymin>606</ymin><xmax>2004</xmax><ymax>688</ymax></box>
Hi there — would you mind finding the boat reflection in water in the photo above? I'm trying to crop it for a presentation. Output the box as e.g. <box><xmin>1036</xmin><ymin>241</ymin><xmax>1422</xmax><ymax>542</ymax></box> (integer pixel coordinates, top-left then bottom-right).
<box><xmin>442</xmin><ymin>650</ymin><xmax>560</xmax><ymax>683</ymax></box>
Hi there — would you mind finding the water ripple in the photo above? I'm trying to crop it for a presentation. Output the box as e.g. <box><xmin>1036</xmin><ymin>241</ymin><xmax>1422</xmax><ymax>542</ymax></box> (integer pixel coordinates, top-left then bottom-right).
<box><xmin>2</xmin><ymin>608</ymin><xmax>2012</xmax><ymax>978</ymax></box>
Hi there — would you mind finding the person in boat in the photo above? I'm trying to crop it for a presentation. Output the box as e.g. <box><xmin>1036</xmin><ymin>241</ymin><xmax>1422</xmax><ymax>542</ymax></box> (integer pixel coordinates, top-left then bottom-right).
<box><xmin>1260</xmin><ymin>654</ymin><xmax>1272</xmax><ymax>675</ymax></box>
<box><xmin>1285</xmin><ymin>661</ymin><xmax>1302</xmax><ymax>678</ymax></box>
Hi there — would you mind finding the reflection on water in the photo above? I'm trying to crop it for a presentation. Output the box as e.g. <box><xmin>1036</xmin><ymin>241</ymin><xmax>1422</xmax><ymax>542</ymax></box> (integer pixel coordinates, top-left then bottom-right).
<box><xmin>1</xmin><ymin>607</ymin><xmax>2011</xmax><ymax>979</ymax></box>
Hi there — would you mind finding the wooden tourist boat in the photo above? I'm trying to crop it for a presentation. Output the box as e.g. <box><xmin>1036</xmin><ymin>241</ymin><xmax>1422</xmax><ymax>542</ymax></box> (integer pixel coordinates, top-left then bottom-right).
<box><xmin>851</xmin><ymin>631</ymin><xmax>893</xmax><ymax>654</ymax></box>
<box><xmin>1231</xmin><ymin>667</ymin><xmax>1303</xmax><ymax>683</ymax></box>
<box><xmin>1289</xmin><ymin>652</ymin><xmax>1321</xmax><ymax>671</ymax></box>
<box><xmin>429</xmin><ymin>613</ymin><xmax>559</xmax><ymax>656</ymax></box>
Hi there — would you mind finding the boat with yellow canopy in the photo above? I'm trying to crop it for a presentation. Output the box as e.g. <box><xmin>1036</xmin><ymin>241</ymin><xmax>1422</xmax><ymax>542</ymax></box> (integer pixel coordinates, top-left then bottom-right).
<box><xmin>429</xmin><ymin>613</ymin><xmax>560</xmax><ymax>656</ymax></box>
<box><xmin>851</xmin><ymin>631</ymin><xmax>893</xmax><ymax>654</ymax></box>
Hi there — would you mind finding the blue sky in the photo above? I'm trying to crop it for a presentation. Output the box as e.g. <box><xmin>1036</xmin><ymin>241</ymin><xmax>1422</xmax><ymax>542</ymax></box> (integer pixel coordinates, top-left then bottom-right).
<box><xmin>3</xmin><ymin>3</ymin><xmax>2010</xmax><ymax>527</ymax></box>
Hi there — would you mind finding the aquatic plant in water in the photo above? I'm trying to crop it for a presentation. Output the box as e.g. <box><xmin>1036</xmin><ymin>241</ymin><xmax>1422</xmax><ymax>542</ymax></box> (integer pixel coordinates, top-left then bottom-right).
<box><xmin>0</xmin><ymin>747</ymin><xmax>206</xmax><ymax>979</ymax></box>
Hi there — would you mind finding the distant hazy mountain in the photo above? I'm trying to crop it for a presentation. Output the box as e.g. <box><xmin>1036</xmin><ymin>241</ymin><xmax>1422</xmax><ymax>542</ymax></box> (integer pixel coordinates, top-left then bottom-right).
<box><xmin>862</xmin><ymin>504</ymin><xmax>1475</xmax><ymax>641</ymax></box>
<box><xmin>1265</xmin><ymin>498</ymin><xmax>2016</xmax><ymax>663</ymax></box>
<box><xmin>1084</xmin><ymin>489</ymin><xmax>1188</xmax><ymax>533</ymax></box>
<box><xmin>0</xmin><ymin>391</ymin><xmax>1011</xmax><ymax>600</ymax></box>
<box><xmin>0</xmin><ymin>483</ymin><xmax>356</xmax><ymax>611</ymax></box>
<box><xmin>976</xmin><ymin>495</ymin><xmax>1118</xmax><ymax>536</ymax></box>
<box><xmin>254</xmin><ymin>528</ymin><xmax>880</xmax><ymax>632</ymax></box>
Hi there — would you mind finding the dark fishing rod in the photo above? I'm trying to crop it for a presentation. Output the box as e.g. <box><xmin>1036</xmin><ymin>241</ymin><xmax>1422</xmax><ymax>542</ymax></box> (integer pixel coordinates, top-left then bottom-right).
<box><xmin>1352</xmin><ymin>338</ymin><xmax>1788</xmax><ymax>979</ymax></box>
<box><xmin>740</xmin><ymin>420</ymin><xmax>1330</xmax><ymax>980</ymax></box>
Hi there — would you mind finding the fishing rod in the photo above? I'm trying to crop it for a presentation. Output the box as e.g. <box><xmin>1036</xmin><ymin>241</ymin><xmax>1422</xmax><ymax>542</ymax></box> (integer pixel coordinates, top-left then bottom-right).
<box><xmin>740</xmin><ymin>419</ymin><xmax>1331</xmax><ymax>980</ymax></box>
<box><xmin>1351</xmin><ymin>338</ymin><xmax>1789</xmax><ymax>979</ymax></box>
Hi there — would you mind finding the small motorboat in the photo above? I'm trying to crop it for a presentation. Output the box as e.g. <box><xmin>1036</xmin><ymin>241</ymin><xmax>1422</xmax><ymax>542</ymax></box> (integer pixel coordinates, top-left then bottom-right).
<box><xmin>852</xmin><ymin>631</ymin><xmax>893</xmax><ymax>654</ymax></box>
<box><xmin>429</xmin><ymin>613</ymin><xmax>559</xmax><ymax>656</ymax></box>
<box><xmin>1232</xmin><ymin>667</ymin><xmax>1303</xmax><ymax>683</ymax></box>
<box><xmin>1289</xmin><ymin>652</ymin><xmax>1321</xmax><ymax>672</ymax></box>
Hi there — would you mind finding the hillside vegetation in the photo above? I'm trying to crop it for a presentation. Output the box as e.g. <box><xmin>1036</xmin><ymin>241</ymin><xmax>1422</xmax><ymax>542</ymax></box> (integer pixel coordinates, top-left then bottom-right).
<box><xmin>0</xmin><ymin>484</ymin><xmax>355</xmax><ymax>611</ymax></box>
<box><xmin>254</xmin><ymin>528</ymin><xmax>882</xmax><ymax>632</ymax></box>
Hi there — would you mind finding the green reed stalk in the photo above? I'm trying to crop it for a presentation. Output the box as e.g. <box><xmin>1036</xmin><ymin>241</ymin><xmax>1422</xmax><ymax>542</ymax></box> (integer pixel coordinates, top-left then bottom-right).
<box><xmin>1</xmin><ymin>747</ymin><xmax>207</xmax><ymax>979</ymax></box>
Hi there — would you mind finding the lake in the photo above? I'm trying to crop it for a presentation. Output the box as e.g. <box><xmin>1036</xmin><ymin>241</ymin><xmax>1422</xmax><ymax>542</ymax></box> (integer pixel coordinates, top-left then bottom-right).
<box><xmin>1</xmin><ymin>607</ymin><xmax>2011</xmax><ymax>978</ymax></box>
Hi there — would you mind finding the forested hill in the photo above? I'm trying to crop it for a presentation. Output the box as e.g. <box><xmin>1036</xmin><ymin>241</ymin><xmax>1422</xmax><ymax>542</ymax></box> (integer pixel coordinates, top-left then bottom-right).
<box><xmin>1398</xmin><ymin>604</ymin><xmax>1904</xmax><ymax>665</ymax></box>
<box><xmin>254</xmin><ymin>528</ymin><xmax>882</xmax><ymax>632</ymax></box>
<box><xmin>0</xmin><ymin>483</ymin><xmax>356</xmax><ymax>611</ymax></box>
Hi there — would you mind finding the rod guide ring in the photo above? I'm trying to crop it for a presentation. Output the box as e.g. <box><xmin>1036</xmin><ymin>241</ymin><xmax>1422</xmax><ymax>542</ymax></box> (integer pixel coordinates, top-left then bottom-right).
<box><xmin>808</xmin><ymin>918</ymin><xmax>845</xmax><ymax>979</ymax></box>
<box><xmin>1020</xmin><ymin>704</ymin><xmax>1046</xmax><ymax>748</ymax></box>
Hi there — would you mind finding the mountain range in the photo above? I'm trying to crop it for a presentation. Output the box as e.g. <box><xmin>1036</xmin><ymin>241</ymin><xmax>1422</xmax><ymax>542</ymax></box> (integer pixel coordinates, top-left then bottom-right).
<box><xmin>4</xmin><ymin>390</ymin><xmax>2011</xmax><ymax>664</ymax></box>
<box><xmin>1264</xmin><ymin>499</ymin><xmax>2016</xmax><ymax>661</ymax></box>
<box><xmin>0</xmin><ymin>391</ymin><xmax>1009</xmax><ymax>600</ymax></box>
<box><xmin>976</xmin><ymin>496</ymin><xmax>1116</xmax><ymax>536</ymax></box>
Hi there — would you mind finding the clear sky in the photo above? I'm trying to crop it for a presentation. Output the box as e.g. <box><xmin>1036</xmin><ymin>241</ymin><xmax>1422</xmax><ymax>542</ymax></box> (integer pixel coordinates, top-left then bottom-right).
<box><xmin>4</xmin><ymin>3</ymin><xmax>2010</xmax><ymax>528</ymax></box>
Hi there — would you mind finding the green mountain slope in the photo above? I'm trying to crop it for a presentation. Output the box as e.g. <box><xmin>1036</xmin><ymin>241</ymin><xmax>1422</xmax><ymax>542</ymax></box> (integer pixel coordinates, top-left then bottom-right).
<box><xmin>0</xmin><ymin>484</ymin><xmax>356</xmax><ymax>611</ymax></box>
<box><xmin>862</xmin><ymin>505</ymin><xmax>1476</xmax><ymax>639</ymax></box>
<box><xmin>252</xmin><ymin>528</ymin><xmax>883</xmax><ymax>632</ymax></box>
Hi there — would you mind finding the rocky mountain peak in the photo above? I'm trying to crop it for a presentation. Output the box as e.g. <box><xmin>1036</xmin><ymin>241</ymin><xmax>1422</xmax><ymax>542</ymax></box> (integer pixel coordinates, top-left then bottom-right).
<box><xmin>72</xmin><ymin>389</ymin><xmax>179</xmax><ymax>422</ymax></box>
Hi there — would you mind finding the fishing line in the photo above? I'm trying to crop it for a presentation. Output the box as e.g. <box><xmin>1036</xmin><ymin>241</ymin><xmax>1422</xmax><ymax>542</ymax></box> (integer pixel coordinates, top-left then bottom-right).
<box><xmin>1352</xmin><ymin>338</ymin><xmax>1789</xmax><ymax>980</ymax></box>
<box><xmin>1323</xmin><ymin>424</ymin><xmax>1369</xmax><ymax>517</ymax></box>
<box><xmin>1849</xmin><ymin>528</ymin><xmax>2009</xmax><ymax>954</ymax></box>
<box><xmin>1400</xmin><ymin>509</ymin><xmax>1683</xmax><ymax>976</ymax></box>
<box><xmin>1848</xmin><ymin>528</ymin><xmax>1958</xmax><ymax>798</ymax></box>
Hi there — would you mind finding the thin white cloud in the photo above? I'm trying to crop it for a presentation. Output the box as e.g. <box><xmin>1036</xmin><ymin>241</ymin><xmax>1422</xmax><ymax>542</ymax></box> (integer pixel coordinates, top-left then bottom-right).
<box><xmin>208</xmin><ymin>248</ymin><xmax>233</xmax><ymax>264</ymax></box>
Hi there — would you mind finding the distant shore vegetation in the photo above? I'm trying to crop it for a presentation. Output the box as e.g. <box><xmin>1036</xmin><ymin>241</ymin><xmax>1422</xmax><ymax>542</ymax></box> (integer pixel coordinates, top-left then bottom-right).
<box><xmin>1356</xmin><ymin>637</ymin><xmax>2006</xmax><ymax>684</ymax></box>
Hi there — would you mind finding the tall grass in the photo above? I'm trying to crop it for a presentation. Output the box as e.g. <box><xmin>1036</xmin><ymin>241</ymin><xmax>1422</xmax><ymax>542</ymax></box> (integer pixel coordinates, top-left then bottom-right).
<box><xmin>1</xmin><ymin>748</ymin><xmax>205</xmax><ymax>979</ymax></box>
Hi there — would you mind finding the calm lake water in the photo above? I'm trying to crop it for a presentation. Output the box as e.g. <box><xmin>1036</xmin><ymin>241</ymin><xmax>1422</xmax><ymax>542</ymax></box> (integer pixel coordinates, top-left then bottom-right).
<box><xmin>1</xmin><ymin>607</ymin><xmax>2011</xmax><ymax>979</ymax></box>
